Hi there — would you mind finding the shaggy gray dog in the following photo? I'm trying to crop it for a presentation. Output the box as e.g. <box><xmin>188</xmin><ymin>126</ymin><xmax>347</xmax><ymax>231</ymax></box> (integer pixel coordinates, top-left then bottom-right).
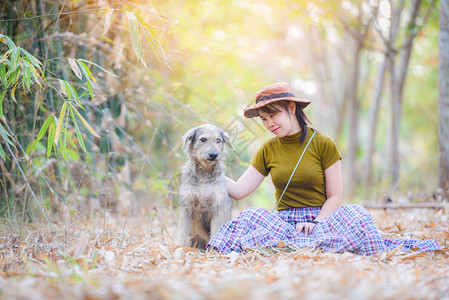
<box><xmin>176</xmin><ymin>124</ymin><xmax>233</xmax><ymax>250</ymax></box>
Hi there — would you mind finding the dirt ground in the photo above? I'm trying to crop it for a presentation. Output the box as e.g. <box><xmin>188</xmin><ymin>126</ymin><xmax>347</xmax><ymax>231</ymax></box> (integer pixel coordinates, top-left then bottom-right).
<box><xmin>1</xmin><ymin>206</ymin><xmax>448</xmax><ymax>299</ymax></box>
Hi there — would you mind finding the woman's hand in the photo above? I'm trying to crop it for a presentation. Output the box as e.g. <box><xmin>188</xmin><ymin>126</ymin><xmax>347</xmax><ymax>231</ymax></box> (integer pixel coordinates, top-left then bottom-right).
<box><xmin>295</xmin><ymin>222</ymin><xmax>317</xmax><ymax>236</ymax></box>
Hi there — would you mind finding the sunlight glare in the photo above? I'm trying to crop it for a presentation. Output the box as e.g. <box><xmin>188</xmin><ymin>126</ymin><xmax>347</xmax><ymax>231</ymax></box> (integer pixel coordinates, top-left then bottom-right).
<box><xmin>341</xmin><ymin>1</ymin><xmax>352</xmax><ymax>10</ymax></box>
<box><xmin>292</xmin><ymin>78</ymin><xmax>317</xmax><ymax>96</ymax></box>
<box><xmin>287</xmin><ymin>26</ymin><xmax>304</xmax><ymax>40</ymax></box>
<box><xmin>326</xmin><ymin>27</ymin><xmax>339</xmax><ymax>44</ymax></box>
<box><xmin>253</xmin><ymin>3</ymin><xmax>272</xmax><ymax>15</ymax></box>
<box><xmin>213</xmin><ymin>30</ymin><xmax>226</xmax><ymax>40</ymax></box>
<box><xmin>281</xmin><ymin>56</ymin><xmax>293</xmax><ymax>67</ymax></box>
<box><xmin>412</xmin><ymin>65</ymin><xmax>425</xmax><ymax>76</ymax></box>
<box><xmin>378</xmin><ymin>17</ymin><xmax>390</xmax><ymax>34</ymax></box>
<box><xmin>379</xmin><ymin>0</ymin><xmax>391</xmax><ymax>18</ymax></box>
<box><xmin>414</xmin><ymin>43</ymin><xmax>423</xmax><ymax>55</ymax></box>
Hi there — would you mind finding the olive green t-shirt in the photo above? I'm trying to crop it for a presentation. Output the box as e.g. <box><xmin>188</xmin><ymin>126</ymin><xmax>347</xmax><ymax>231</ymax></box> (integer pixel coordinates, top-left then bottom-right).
<box><xmin>250</xmin><ymin>127</ymin><xmax>342</xmax><ymax>210</ymax></box>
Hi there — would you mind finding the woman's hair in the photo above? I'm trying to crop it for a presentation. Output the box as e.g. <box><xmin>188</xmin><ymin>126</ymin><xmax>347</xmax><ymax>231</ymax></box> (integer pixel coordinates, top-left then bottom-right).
<box><xmin>258</xmin><ymin>100</ymin><xmax>311</xmax><ymax>142</ymax></box>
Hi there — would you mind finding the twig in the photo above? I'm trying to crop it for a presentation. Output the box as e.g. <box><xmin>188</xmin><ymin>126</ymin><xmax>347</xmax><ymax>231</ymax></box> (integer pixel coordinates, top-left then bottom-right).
<box><xmin>121</xmin><ymin>118</ymin><xmax>161</xmax><ymax>237</ymax></box>
<box><xmin>153</xmin><ymin>206</ymin><xmax>174</xmax><ymax>245</ymax></box>
<box><xmin>365</xmin><ymin>203</ymin><xmax>445</xmax><ymax>209</ymax></box>
<box><xmin>2</xmin><ymin>120</ymin><xmax>70</xmax><ymax>209</ymax></box>
<box><xmin>2</xmin><ymin>133</ymin><xmax>49</xmax><ymax>223</ymax></box>
<box><xmin>0</xmin><ymin>8</ymin><xmax>105</xmax><ymax>22</ymax></box>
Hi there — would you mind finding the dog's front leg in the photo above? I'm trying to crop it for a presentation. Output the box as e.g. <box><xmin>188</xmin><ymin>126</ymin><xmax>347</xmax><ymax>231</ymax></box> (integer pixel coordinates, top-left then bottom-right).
<box><xmin>176</xmin><ymin>207</ymin><xmax>193</xmax><ymax>247</ymax></box>
<box><xmin>210</xmin><ymin>200</ymin><xmax>232</xmax><ymax>238</ymax></box>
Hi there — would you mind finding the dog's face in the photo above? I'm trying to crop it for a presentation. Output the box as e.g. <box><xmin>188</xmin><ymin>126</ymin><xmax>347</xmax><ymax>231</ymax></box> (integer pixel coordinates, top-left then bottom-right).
<box><xmin>182</xmin><ymin>124</ymin><xmax>233</xmax><ymax>167</ymax></box>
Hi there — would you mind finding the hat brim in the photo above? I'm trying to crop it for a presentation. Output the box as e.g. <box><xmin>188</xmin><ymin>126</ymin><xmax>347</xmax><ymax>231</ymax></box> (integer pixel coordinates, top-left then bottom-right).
<box><xmin>243</xmin><ymin>97</ymin><xmax>311</xmax><ymax>118</ymax></box>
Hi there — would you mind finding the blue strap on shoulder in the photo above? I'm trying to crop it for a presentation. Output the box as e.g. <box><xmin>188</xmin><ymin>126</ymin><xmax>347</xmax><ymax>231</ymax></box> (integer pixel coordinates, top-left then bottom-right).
<box><xmin>272</xmin><ymin>130</ymin><xmax>317</xmax><ymax>213</ymax></box>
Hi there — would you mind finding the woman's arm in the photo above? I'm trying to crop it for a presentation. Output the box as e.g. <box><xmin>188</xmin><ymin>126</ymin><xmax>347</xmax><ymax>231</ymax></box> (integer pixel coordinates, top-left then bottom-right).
<box><xmin>296</xmin><ymin>159</ymin><xmax>342</xmax><ymax>236</ymax></box>
<box><xmin>226</xmin><ymin>165</ymin><xmax>265</xmax><ymax>200</ymax></box>
<box><xmin>314</xmin><ymin>159</ymin><xmax>342</xmax><ymax>222</ymax></box>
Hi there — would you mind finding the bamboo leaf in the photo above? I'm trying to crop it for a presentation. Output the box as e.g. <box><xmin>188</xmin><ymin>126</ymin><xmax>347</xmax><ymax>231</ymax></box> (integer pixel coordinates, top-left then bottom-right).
<box><xmin>22</xmin><ymin>60</ymin><xmax>31</xmax><ymax>91</ymax></box>
<box><xmin>140</xmin><ymin>28</ymin><xmax>172</xmax><ymax>70</ymax></box>
<box><xmin>2</xmin><ymin>35</ymin><xmax>16</xmax><ymax>49</ymax></box>
<box><xmin>8</xmin><ymin>68</ymin><xmax>20</xmax><ymax>87</ymax></box>
<box><xmin>63</xmin><ymin>81</ymin><xmax>72</xmax><ymax>101</ymax></box>
<box><xmin>69</xmin><ymin>108</ymin><xmax>86</xmax><ymax>152</ymax></box>
<box><xmin>0</xmin><ymin>122</ymin><xmax>14</xmax><ymax>150</ymax></box>
<box><xmin>10</xmin><ymin>47</ymin><xmax>21</xmax><ymax>73</ymax></box>
<box><xmin>20</xmin><ymin>48</ymin><xmax>42</xmax><ymax>68</ymax></box>
<box><xmin>59</xmin><ymin>79</ymin><xmax>67</xmax><ymax>96</ymax></box>
<box><xmin>77</xmin><ymin>61</ymin><xmax>94</xmax><ymax>101</ymax></box>
<box><xmin>60</xmin><ymin>116</ymin><xmax>71</xmax><ymax>161</ymax></box>
<box><xmin>0</xmin><ymin>143</ymin><xmax>5</xmax><ymax>160</ymax></box>
<box><xmin>125</xmin><ymin>12</ymin><xmax>147</xmax><ymax>67</ymax></box>
<box><xmin>0</xmin><ymin>34</ymin><xmax>7</xmax><ymax>45</ymax></box>
<box><xmin>28</xmin><ymin>64</ymin><xmax>42</xmax><ymax>88</ymax></box>
<box><xmin>68</xmin><ymin>58</ymin><xmax>82</xmax><ymax>80</ymax></box>
<box><xmin>61</xmin><ymin>114</ymin><xmax>69</xmax><ymax>161</ymax></box>
<box><xmin>54</xmin><ymin>102</ymin><xmax>68</xmax><ymax>144</ymax></box>
<box><xmin>103</xmin><ymin>8</ymin><xmax>115</xmax><ymax>36</ymax></box>
<box><xmin>37</xmin><ymin>116</ymin><xmax>54</xmax><ymax>142</ymax></box>
<box><xmin>141</xmin><ymin>29</ymin><xmax>163</xmax><ymax>65</ymax></box>
<box><xmin>47</xmin><ymin>122</ymin><xmax>56</xmax><ymax>158</ymax></box>
<box><xmin>78</xmin><ymin>59</ymin><xmax>118</xmax><ymax>78</ymax></box>
<box><xmin>58</xmin><ymin>132</ymin><xmax>68</xmax><ymax>161</ymax></box>
<box><xmin>10</xmin><ymin>83</ymin><xmax>18</xmax><ymax>103</ymax></box>
<box><xmin>136</xmin><ymin>16</ymin><xmax>162</xmax><ymax>50</ymax></box>
<box><xmin>136</xmin><ymin>15</ymin><xmax>167</xmax><ymax>58</ymax></box>
<box><xmin>0</xmin><ymin>89</ymin><xmax>6</xmax><ymax>119</ymax></box>
<box><xmin>0</xmin><ymin>64</ymin><xmax>7</xmax><ymax>87</ymax></box>
<box><xmin>86</xmin><ymin>80</ymin><xmax>94</xmax><ymax>101</ymax></box>
<box><xmin>76</xmin><ymin>60</ymin><xmax>97</xmax><ymax>82</ymax></box>
<box><xmin>61</xmin><ymin>117</ymin><xmax>77</xmax><ymax>150</ymax></box>
<box><xmin>65</xmin><ymin>81</ymin><xmax>82</xmax><ymax>107</ymax></box>
<box><xmin>0</xmin><ymin>49</ymin><xmax>13</xmax><ymax>64</ymax></box>
<box><xmin>66</xmin><ymin>101</ymin><xmax>100</xmax><ymax>138</ymax></box>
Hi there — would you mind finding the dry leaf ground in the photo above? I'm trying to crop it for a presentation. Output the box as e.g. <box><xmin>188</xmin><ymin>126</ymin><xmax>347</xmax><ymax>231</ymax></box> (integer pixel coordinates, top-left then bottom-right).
<box><xmin>1</xmin><ymin>207</ymin><xmax>449</xmax><ymax>299</ymax></box>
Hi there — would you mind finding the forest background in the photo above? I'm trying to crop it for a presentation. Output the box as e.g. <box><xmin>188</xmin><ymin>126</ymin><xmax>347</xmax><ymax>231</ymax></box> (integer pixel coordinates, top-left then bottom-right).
<box><xmin>1</xmin><ymin>0</ymin><xmax>449</xmax><ymax>299</ymax></box>
<box><xmin>1</xmin><ymin>0</ymin><xmax>447</xmax><ymax>221</ymax></box>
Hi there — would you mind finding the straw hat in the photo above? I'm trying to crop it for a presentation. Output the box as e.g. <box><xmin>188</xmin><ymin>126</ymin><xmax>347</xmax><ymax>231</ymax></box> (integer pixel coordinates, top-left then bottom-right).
<box><xmin>244</xmin><ymin>82</ymin><xmax>311</xmax><ymax>118</ymax></box>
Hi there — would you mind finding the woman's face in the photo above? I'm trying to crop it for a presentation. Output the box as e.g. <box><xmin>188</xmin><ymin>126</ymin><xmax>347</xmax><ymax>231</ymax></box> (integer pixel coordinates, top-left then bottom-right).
<box><xmin>259</xmin><ymin>102</ymin><xmax>301</xmax><ymax>138</ymax></box>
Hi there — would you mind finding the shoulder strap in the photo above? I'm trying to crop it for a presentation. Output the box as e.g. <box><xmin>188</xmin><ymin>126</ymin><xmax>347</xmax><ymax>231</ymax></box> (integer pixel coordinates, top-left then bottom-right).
<box><xmin>272</xmin><ymin>130</ymin><xmax>317</xmax><ymax>212</ymax></box>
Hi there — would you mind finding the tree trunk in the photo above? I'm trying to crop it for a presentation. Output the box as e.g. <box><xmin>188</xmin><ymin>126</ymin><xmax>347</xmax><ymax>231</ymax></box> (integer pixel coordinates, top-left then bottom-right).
<box><xmin>388</xmin><ymin>51</ymin><xmax>401</xmax><ymax>185</ymax></box>
<box><xmin>307</xmin><ymin>27</ymin><xmax>329</xmax><ymax>132</ymax></box>
<box><xmin>364</xmin><ymin>57</ymin><xmax>387</xmax><ymax>186</ymax></box>
<box><xmin>387</xmin><ymin>0</ymin><xmax>421</xmax><ymax>187</ymax></box>
<box><xmin>345</xmin><ymin>41</ymin><xmax>362</xmax><ymax>195</ymax></box>
<box><xmin>439</xmin><ymin>0</ymin><xmax>449</xmax><ymax>195</ymax></box>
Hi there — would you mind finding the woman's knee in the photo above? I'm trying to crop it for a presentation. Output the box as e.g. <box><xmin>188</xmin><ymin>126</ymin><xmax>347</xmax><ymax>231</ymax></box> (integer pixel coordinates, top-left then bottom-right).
<box><xmin>239</xmin><ymin>207</ymin><xmax>268</xmax><ymax>220</ymax></box>
<box><xmin>344</xmin><ymin>204</ymin><xmax>370</xmax><ymax>216</ymax></box>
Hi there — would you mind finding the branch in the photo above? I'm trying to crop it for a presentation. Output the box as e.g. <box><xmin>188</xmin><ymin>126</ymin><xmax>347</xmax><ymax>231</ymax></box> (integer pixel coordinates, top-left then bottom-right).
<box><xmin>2</xmin><ymin>125</ymin><xmax>50</xmax><ymax>223</ymax></box>
<box><xmin>2</xmin><ymin>120</ymin><xmax>71</xmax><ymax>212</ymax></box>
<box><xmin>0</xmin><ymin>8</ymin><xmax>105</xmax><ymax>23</ymax></box>
<box><xmin>397</xmin><ymin>0</ymin><xmax>436</xmax><ymax>52</ymax></box>
<box><xmin>365</xmin><ymin>203</ymin><xmax>446</xmax><ymax>209</ymax></box>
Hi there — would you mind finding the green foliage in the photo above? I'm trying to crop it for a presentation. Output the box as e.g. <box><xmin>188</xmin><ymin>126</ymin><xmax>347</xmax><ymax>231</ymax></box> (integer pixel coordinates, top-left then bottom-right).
<box><xmin>0</xmin><ymin>0</ymin><xmax>442</xmax><ymax>222</ymax></box>
<box><xmin>0</xmin><ymin>35</ymin><xmax>101</xmax><ymax>163</ymax></box>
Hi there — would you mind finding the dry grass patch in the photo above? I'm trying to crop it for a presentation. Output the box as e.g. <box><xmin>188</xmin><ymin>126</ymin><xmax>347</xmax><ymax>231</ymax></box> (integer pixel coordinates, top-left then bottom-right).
<box><xmin>1</xmin><ymin>207</ymin><xmax>448</xmax><ymax>299</ymax></box>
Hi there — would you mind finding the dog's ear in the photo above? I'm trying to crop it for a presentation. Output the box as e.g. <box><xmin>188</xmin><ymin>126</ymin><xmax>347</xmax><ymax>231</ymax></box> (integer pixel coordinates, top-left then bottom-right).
<box><xmin>182</xmin><ymin>127</ymin><xmax>198</xmax><ymax>154</ymax></box>
<box><xmin>221</xmin><ymin>131</ymin><xmax>234</xmax><ymax>151</ymax></box>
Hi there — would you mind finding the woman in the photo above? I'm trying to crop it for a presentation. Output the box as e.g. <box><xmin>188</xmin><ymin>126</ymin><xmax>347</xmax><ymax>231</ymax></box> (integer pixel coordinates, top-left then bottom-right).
<box><xmin>206</xmin><ymin>82</ymin><xmax>439</xmax><ymax>255</ymax></box>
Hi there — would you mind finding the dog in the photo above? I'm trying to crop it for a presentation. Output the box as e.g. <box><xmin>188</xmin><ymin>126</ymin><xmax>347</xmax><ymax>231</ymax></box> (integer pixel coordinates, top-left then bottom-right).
<box><xmin>176</xmin><ymin>124</ymin><xmax>233</xmax><ymax>250</ymax></box>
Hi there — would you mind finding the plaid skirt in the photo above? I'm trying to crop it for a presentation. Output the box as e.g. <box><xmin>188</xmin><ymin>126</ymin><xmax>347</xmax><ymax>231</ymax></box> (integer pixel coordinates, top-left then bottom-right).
<box><xmin>206</xmin><ymin>205</ymin><xmax>440</xmax><ymax>255</ymax></box>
